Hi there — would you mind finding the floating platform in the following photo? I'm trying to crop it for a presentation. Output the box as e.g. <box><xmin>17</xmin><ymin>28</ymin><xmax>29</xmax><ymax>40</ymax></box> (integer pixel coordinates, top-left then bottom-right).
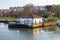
<box><xmin>8</xmin><ymin>22</ymin><xmax>57</xmax><ymax>28</ymax></box>
<box><xmin>0</xmin><ymin>20</ymin><xmax>19</xmax><ymax>23</ymax></box>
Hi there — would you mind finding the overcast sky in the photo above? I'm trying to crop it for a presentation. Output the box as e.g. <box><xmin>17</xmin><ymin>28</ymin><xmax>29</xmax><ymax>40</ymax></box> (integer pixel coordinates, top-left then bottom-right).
<box><xmin>0</xmin><ymin>0</ymin><xmax>60</xmax><ymax>9</ymax></box>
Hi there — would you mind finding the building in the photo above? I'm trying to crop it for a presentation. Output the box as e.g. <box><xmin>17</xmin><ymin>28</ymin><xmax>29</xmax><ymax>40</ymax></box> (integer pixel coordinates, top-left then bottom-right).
<box><xmin>18</xmin><ymin>13</ymin><xmax>42</xmax><ymax>26</ymax></box>
<box><xmin>9</xmin><ymin>7</ymin><xmax>24</xmax><ymax>12</ymax></box>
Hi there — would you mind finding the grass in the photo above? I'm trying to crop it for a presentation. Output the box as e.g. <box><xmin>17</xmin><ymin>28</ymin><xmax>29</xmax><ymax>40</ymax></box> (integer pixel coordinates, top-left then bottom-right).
<box><xmin>0</xmin><ymin>17</ymin><xmax>17</xmax><ymax>20</ymax></box>
<box><xmin>0</xmin><ymin>16</ymin><xmax>60</xmax><ymax>21</ymax></box>
<box><xmin>43</xmin><ymin>16</ymin><xmax>60</xmax><ymax>21</ymax></box>
<box><xmin>48</xmin><ymin>16</ymin><xmax>60</xmax><ymax>21</ymax></box>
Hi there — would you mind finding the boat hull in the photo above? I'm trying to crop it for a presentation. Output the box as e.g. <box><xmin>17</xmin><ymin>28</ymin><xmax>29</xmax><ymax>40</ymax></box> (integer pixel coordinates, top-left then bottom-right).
<box><xmin>8</xmin><ymin>23</ymin><xmax>33</xmax><ymax>28</ymax></box>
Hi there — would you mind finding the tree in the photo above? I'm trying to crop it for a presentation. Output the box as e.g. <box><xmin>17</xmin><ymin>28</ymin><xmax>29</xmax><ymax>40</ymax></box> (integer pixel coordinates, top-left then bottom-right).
<box><xmin>43</xmin><ymin>12</ymin><xmax>50</xmax><ymax>18</ymax></box>
<box><xmin>52</xmin><ymin>5</ymin><xmax>60</xmax><ymax>18</ymax></box>
<box><xmin>24</xmin><ymin>4</ymin><xmax>34</xmax><ymax>12</ymax></box>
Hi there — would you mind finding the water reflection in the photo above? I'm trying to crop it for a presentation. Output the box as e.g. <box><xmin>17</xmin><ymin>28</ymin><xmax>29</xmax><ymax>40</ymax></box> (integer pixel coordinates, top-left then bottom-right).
<box><xmin>9</xmin><ymin>28</ymin><xmax>44</xmax><ymax>34</ymax></box>
<box><xmin>9</xmin><ymin>28</ymin><xmax>45</xmax><ymax>40</ymax></box>
<box><xmin>0</xmin><ymin>23</ymin><xmax>60</xmax><ymax>40</ymax></box>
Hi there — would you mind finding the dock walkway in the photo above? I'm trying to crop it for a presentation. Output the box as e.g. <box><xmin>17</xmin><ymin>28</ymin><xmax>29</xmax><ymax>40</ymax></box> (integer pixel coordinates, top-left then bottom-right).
<box><xmin>0</xmin><ymin>20</ymin><xmax>19</xmax><ymax>23</ymax></box>
<box><xmin>33</xmin><ymin>22</ymin><xmax>57</xmax><ymax>28</ymax></box>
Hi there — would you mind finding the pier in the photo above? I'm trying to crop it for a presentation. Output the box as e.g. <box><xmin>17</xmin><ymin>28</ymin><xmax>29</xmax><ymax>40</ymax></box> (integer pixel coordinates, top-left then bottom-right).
<box><xmin>0</xmin><ymin>20</ymin><xmax>19</xmax><ymax>23</ymax></box>
<box><xmin>33</xmin><ymin>22</ymin><xmax>57</xmax><ymax>28</ymax></box>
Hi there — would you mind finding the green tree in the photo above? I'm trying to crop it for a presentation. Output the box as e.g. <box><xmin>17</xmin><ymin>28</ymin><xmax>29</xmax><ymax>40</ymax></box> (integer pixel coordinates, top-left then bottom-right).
<box><xmin>43</xmin><ymin>12</ymin><xmax>50</xmax><ymax>18</ymax></box>
<box><xmin>52</xmin><ymin>5</ymin><xmax>60</xmax><ymax>18</ymax></box>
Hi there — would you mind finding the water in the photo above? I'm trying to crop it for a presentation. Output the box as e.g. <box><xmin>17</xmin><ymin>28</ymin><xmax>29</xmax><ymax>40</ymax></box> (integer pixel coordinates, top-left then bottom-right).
<box><xmin>0</xmin><ymin>23</ymin><xmax>60</xmax><ymax>40</ymax></box>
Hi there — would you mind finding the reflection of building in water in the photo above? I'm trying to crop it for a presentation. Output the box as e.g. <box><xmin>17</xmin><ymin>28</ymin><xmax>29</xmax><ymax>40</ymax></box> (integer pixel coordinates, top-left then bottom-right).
<box><xmin>32</xmin><ymin>28</ymin><xmax>44</xmax><ymax>40</ymax></box>
<box><xmin>10</xmin><ymin>28</ymin><xmax>44</xmax><ymax>35</ymax></box>
<box><xmin>9</xmin><ymin>28</ymin><xmax>45</xmax><ymax>40</ymax></box>
<box><xmin>32</xmin><ymin>28</ymin><xmax>44</xmax><ymax>34</ymax></box>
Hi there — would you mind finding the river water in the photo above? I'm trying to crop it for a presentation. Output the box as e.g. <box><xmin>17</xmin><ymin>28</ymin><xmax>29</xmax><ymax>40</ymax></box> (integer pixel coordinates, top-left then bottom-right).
<box><xmin>0</xmin><ymin>23</ymin><xmax>60</xmax><ymax>40</ymax></box>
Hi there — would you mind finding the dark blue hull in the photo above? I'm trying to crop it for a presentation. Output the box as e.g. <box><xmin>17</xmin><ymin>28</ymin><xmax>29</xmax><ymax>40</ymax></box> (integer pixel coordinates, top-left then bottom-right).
<box><xmin>8</xmin><ymin>23</ymin><xmax>33</xmax><ymax>28</ymax></box>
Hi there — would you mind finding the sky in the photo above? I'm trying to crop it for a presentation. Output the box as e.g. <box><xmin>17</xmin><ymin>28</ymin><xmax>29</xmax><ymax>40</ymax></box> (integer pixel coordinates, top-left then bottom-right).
<box><xmin>0</xmin><ymin>0</ymin><xmax>60</xmax><ymax>9</ymax></box>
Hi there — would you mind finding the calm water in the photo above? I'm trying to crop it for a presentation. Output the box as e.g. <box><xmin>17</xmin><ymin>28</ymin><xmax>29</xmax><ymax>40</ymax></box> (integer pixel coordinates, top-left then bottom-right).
<box><xmin>0</xmin><ymin>23</ymin><xmax>60</xmax><ymax>40</ymax></box>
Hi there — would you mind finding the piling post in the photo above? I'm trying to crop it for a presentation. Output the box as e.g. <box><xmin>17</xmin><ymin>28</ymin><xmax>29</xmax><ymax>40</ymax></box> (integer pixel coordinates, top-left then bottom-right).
<box><xmin>42</xmin><ymin>22</ymin><xmax>44</xmax><ymax>27</ymax></box>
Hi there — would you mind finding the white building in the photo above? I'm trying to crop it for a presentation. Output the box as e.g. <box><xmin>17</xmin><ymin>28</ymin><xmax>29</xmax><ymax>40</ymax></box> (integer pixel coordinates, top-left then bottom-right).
<box><xmin>18</xmin><ymin>14</ymin><xmax>43</xmax><ymax>26</ymax></box>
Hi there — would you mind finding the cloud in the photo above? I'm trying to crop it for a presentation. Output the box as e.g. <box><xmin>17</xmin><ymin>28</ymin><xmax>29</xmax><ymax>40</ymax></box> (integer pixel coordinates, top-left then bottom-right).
<box><xmin>0</xmin><ymin>0</ymin><xmax>60</xmax><ymax>9</ymax></box>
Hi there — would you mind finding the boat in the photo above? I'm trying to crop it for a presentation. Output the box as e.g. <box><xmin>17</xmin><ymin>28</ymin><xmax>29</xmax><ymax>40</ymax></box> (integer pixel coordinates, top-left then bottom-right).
<box><xmin>57</xmin><ymin>21</ymin><xmax>60</xmax><ymax>27</ymax></box>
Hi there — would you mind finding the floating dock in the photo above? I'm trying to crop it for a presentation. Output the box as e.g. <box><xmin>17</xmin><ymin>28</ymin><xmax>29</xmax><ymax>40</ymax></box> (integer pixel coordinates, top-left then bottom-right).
<box><xmin>8</xmin><ymin>22</ymin><xmax>57</xmax><ymax>28</ymax></box>
<box><xmin>0</xmin><ymin>20</ymin><xmax>19</xmax><ymax>23</ymax></box>
<box><xmin>33</xmin><ymin>22</ymin><xmax>57</xmax><ymax>28</ymax></box>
